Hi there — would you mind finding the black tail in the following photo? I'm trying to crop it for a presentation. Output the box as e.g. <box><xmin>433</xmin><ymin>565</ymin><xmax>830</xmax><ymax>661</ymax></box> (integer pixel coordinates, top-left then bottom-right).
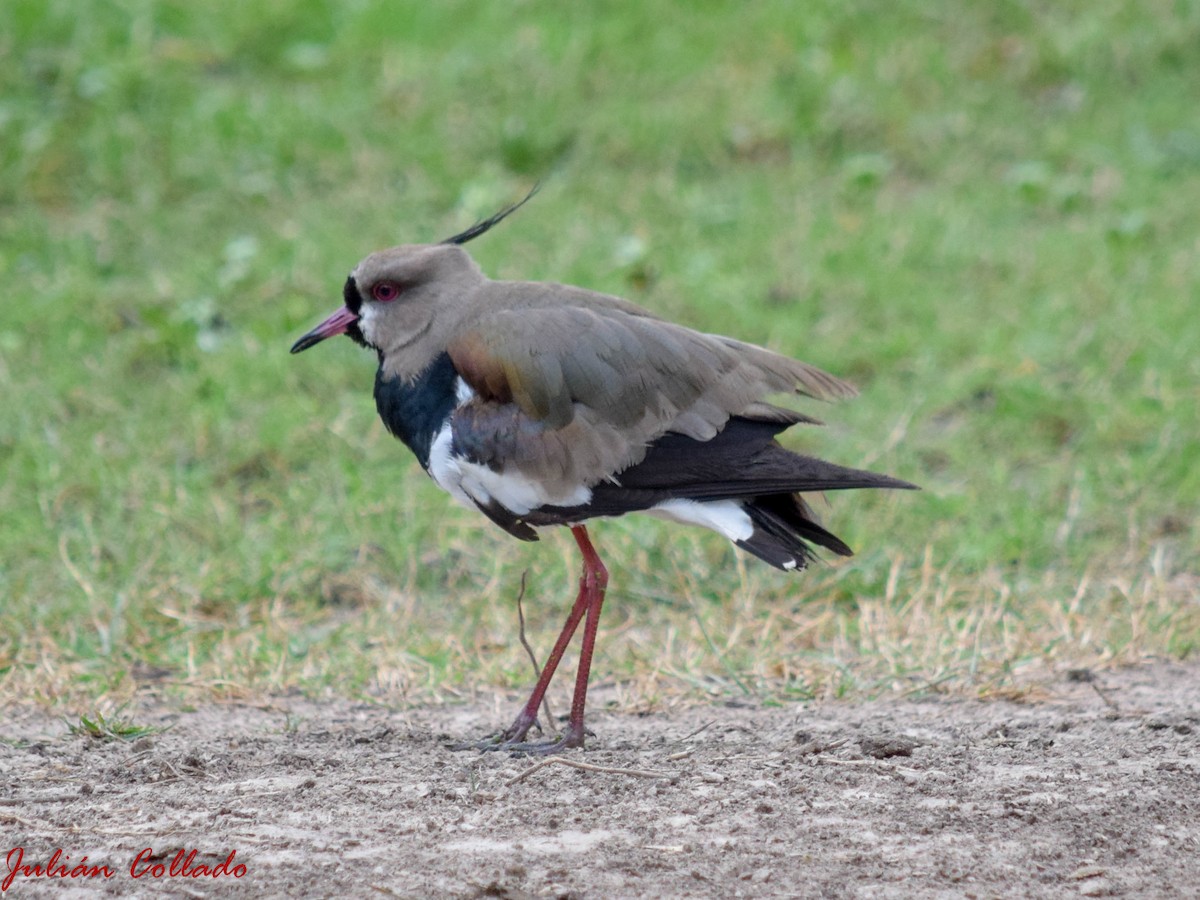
<box><xmin>736</xmin><ymin>494</ymin><xmax>852</xmax><ymax>571</ymax></box>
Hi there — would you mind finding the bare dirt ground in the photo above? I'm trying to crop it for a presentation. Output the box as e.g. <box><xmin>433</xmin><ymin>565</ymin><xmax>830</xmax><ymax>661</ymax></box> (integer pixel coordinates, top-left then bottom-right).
<box><xmin>3</xmin><ymin>661</ymin><xmax>1198</xmax><ymax>899</ymax></box>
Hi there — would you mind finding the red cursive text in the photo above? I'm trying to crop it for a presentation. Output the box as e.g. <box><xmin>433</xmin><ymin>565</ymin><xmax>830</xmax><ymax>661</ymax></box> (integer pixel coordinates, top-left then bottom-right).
<box><xmin>129</xmin><ymin>848</ymin><xmax>247</xmax><ymax>880</ymax></box>
<box><xmin>3</xmin><ymin>847</ymin><xmax>247</xmax><ymax>891</ymax></box>
<box><xmin>3</xmin><ymin>848</ymin><xmax>115</xmax><ymax>892</ymax></box>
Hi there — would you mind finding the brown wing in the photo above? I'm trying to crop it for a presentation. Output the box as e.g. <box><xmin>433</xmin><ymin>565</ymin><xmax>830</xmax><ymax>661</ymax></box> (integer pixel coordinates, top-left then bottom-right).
<box><xmin>446</xmin><ymin>301</ymin><xmax>854</xmax><ymax>494</ymax></box>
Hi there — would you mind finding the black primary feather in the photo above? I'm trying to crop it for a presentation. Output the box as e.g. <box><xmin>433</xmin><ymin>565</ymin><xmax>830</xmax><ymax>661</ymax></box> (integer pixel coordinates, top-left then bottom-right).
<box><xmin>441</xmin><ymin>184</ymin><xmax>541</xmax><ymax>245</ymax></box>
<box><xmin>516</xmin><ymin>415</ymin><xmax>918</xmax><ymax>570</ymax></box>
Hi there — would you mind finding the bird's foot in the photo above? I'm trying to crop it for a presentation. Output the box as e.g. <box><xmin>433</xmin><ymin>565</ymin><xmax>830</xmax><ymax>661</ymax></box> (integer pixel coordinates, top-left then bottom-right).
<box><xmin>486</xmin><ymin>723</ymin><xmax>588</xmax><ymax>756</ymax></box>
<box><xmin>448</xmin><ymin>710</ymin><xmax>540</xmax><ymax>752</ymax></box>
<box><xmin>449</xmin><ymin>716</ymin><xmax>588</xmax><ymax>755</ymax></box>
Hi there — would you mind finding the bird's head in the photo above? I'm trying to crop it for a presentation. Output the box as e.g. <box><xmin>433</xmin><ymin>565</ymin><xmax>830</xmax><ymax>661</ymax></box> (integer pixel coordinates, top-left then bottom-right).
<box><xmin>290</xmin><ymin>243</ymin><xmax>486</xmax><ymax>357</ymax></box>
<box><xmin>289</xmin><ymin>242</ymin><xmax>483</xmax><ymax>362</ymax></box>
<box><xmin>290</xmin><ymin>189</ymin><xmax>538</xmax><ymax>367</ymax></box>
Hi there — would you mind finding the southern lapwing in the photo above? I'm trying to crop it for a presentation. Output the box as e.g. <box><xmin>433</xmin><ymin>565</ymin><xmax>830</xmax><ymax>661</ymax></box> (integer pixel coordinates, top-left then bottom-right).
<box><xmin>291</xmin><ymin>193</ymin><xmax>917</xmax><ymax>753</ymax></box>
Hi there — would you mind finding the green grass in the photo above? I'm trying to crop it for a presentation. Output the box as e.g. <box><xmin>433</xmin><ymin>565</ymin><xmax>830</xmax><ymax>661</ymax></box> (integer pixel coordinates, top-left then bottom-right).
<box><xmin>2</xmin><ymin>0</ymin><xmax>1197</xmax><ymax>712</ymax></box>
<box><xmin>65</xmin><ymin>708</ymin><xmax>164</xmax><ymax>742</ymax></box>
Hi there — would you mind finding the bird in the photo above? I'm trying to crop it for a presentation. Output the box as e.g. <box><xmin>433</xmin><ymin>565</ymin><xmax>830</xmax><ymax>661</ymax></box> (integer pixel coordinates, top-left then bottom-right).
<box><xmin>290</xmin><ymin>191</ymin><xmax>917</xmax><ymax>754</ymax></box>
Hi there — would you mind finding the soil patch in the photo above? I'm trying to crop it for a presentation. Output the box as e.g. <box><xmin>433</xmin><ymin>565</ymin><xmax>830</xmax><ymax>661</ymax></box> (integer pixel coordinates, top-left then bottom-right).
<box><xmin>4</xmin><ymin>662</ymin><xmax>1198</xmax><ymax>897</ymax></box>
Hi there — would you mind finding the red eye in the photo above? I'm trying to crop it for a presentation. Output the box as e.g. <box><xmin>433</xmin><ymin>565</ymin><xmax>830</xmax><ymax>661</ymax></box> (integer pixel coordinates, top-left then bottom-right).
<box><xmin>371</xmin><ymin>282</ymin><xmax>401</xmax><ymax>302</ymax></box>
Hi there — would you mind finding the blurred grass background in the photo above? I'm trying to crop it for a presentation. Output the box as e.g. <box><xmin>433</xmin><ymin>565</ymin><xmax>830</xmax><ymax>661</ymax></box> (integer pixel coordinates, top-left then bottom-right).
<box><xmin>2</xmin><ymin>0</ymin><xmax>1197</xmax><ymax>714</ymax></box>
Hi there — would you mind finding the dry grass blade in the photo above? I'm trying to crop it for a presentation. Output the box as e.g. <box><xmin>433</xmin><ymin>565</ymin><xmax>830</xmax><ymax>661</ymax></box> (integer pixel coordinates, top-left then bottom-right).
<box><xmin>515</xmin><ymin>569</ymin><xmax>557</xmax><ymax>737</ymax></box>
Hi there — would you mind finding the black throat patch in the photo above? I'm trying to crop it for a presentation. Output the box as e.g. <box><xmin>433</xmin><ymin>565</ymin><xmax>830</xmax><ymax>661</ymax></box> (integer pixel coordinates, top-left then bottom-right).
<box><xmin>374</xmin><ymin>352</ymin><xmax>459</xmax><ymax>470</ymax></box>
<box><xmin>343</xmin><ymin>276</ymin><xmax>368</xmax><ymax>348</ymax></box>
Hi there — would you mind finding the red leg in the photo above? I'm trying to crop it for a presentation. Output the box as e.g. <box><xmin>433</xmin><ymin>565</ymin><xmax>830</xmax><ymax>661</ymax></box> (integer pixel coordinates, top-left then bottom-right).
<box><xmin>452</xmin><ymin>524</ymin><xmax>608</xmax><ymax>753</ymax></box>
<box><xmin>558</xmin><ymin>525</ymin><xmax>609</xmax><ymax>748</ymax></box>
<box><xmin>497</xmin><ymin>561</ymin><xmax>591</xmax><ymax>742</ymax></box>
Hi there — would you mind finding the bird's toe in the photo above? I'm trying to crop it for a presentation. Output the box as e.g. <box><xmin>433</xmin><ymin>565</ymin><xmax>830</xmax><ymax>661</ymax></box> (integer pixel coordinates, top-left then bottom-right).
<box><xmin>447</xmin><ymin>711</ymin><xmax>546</xmax><ymax>752</ymax></box>
<box><xmin>496</xmin><ymin>723</ymin><xmax>588</xmax><ymax>756</ymax></box>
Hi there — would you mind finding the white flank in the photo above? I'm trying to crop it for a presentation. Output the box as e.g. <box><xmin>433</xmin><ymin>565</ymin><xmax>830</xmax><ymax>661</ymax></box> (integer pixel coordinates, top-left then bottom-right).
<box><xmin>646</xmin><ymin>498</ymin><xmax>754</xmax><ymax>543</ymax></box>
<box><xmin>427</xmin><ymin>417</ymin><xmax>592</xmax><ymax>516</ymax></box>
<box><xmin>458</xmin><ymin>463</ymin><xmax>592</xmax><ymax>515</ymax></box>
<box><xmin>427</xmin><ymin>424</ymin><xmax>475</xmax><ymax>511</ymax></box>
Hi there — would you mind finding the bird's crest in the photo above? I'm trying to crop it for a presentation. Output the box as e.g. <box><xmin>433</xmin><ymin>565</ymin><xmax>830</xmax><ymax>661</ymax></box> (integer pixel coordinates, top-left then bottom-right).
<box><xmin>441</xmin><ymin>184</ymin><xmax>540</xmax><ymax>246</ymax></box>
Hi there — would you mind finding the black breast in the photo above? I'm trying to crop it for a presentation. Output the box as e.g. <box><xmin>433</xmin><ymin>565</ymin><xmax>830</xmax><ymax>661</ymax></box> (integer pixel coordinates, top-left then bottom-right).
<box><xmin>374</xmin><ymin>353</ymin><xmax>460</xmax><ymax>470</ymax></box>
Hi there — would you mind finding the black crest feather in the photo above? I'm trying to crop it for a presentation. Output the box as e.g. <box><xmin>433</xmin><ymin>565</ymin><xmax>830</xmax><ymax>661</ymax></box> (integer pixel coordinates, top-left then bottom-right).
<box><xmin>441</xmin><ymin>184</ymin><xmax>540</xmax><ymax>245</ymax></box>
